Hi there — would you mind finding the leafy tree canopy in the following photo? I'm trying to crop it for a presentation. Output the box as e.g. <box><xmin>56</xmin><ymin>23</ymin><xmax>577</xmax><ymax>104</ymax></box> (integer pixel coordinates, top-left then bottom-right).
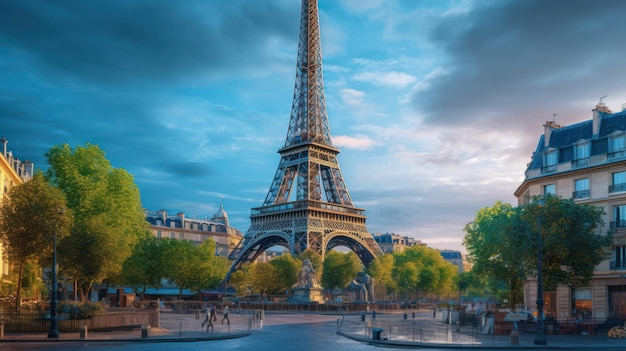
<box><xmin>321</xmin><ymin>250</ymin><xmax>362</xmax><ymax>290</ymax></box>
<box><xmin>45</xmin><ymin>143</ymin><xmax>148</xmax><ymax>299</ymax></box>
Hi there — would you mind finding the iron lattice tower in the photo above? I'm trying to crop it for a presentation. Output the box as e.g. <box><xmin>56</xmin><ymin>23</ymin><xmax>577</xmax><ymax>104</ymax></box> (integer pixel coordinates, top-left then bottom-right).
<box><xmin>229</xmin><ymin>0</ymin><xmax>382</xmax><ymax>272</ymax></box>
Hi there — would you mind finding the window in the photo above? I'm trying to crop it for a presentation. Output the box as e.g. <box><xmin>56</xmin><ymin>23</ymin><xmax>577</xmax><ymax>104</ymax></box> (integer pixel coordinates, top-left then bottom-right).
<box><xmin>571</xmin><ymin>288</ymin><xmax>592</xmax><ymax>319</ymax></box>
<box><xmin>542</xmin><ymin>150</ymin><xmax>558</xmax><ymax>174</ymax></box>
<box><xmin>170</xmin><ymin>232</ymin><xmax>176</xmax><ymax>239</ymax></box>
<box><xmin>573</xmin><ymin>142</ymin><xmax>591</xmax><ymax>167</ymax></box>
<box><xmin>610</xmin><ymin>172</ymin><xmax>626</xmax><ymax>193</ymax></box>
<box><xmin>609</xmin><ymin>134</ymin><xmax>626</xmax><ymax>161</ymax></box>
<box><xmin>544</xmin><ymin>184</ymin><xmax>556</xmax><ymax>195</ymax></box>
<box><xmin>575</xmin><ymin>142</ymin><xmax>590</xmax><ymax>159</ymax></box>
<box><xmin>157</xmin><ymin>230</ymin><xmax>162</xmax><ymax>238</ymax></box>
<box><xmin>613</xmin><ymin>205</ymin><xmax>626</xmax><ymax>229</ymax></box>
<box><xmin>573</xmin><ymin>178</ymin><xmax>589</xmax><ymax>199</ymax></box>
<box><xmin>611</xmin><ymin>134</ymin><xmax>626</xmax><ymax>152</ymax></box>
<box><xmin>614</xmin><ymin>246</ymin><xmax>626</xmax><ymax>270</ymax></box>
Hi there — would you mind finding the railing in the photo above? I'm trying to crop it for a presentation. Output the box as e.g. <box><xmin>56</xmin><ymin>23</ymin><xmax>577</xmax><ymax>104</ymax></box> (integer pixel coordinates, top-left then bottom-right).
<box><xmin>251</xmin><ymin>200</ymin><xmax>365</xmax><ymax>216</ymax></box>
<box><xmin>572</xmin><ymin>189</ymin><xmax>590</xmax><ymax>199</ymax></box>
<box><xmin>609</xmin><ymin>260</ymin><xmax>626</xmax><ymax>270</ymax></box>
<box><xmin>571</xmin><ymin>158</ymin><xmax>590</xmax><ymax>168</ymax></box>
<box><xmin>608</xmin><ymin>150</ymin><xmax>626</xmax><ymax>161</ymax></box>
<box><xmin>610</xmin><ymin>220</ymin><xmax>626</xmax><ymax>229</ymax></box>
<box><xmin>541</xmin><ymin>165</ymin><xmax>557</xmax><ymax>174</ymax></box>
<box><xmin>0</xmin><ymin>310</ymin><xmax>159</xmax><ymax>332</ymax></box>
<box><xmin>609</xmin><ymin>182</ymin><xmax>626</xmax><ymax>194</ymax></box>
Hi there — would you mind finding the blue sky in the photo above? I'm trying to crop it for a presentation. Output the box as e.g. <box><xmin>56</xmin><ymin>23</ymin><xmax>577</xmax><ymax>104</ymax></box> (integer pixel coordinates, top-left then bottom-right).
<box><xmin>2</xmin><ymin>0</ymin><xmax>626</xmax><ymax>252</ymax></box>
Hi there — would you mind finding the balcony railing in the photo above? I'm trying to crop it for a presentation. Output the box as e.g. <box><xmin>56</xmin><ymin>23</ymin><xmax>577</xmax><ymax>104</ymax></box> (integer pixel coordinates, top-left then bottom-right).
<box><xmin>541</xmin><ymin>165</ymin><xmax>557</xmax><ymax>174</ymax></box>
<box><xmin>609</xmin><ymin>182</ymin><xmax>626</xmax><ymax>194</ymax></box>
<box><xmin>610</xmin><ymin>220</ymin><xmax>626</xmax><ymax>229</ymax></box>
<box><xmin>610</xmin><ymin>260</ymin><xmax>626</xmax><ymax>270</ymax></box>
<box><xmin>608</xmin><ymin>150</ymin><xmax>626</xmax><ymax>161</ymax></box>
<box><xmin>572</xmin><ymin>158</ymin><xmax>590</xmax><ymax>168</ymax></box>
<box><xmin>572</xmin><ymin>189</ymin><xmax>590</xmax><ymax>199</ymax></box>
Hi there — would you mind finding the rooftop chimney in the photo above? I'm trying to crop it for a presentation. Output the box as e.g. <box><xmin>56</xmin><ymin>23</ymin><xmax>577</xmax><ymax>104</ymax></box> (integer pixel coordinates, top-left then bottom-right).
<box><xmin>592</xmin><ymin>97</ymin><xmax>612</xmax><ymax>138</ymax></box>
<box><xmin>543</xmin><ymin>120</ymin><xmax>562</xmax><ymax>147</ymax></box>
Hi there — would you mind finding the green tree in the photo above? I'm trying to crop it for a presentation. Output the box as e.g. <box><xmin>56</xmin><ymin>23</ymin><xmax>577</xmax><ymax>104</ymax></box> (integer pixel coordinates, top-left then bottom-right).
<box><xmin>45</xmin><ymin>143</ymin><xmax>148</xmax><ymax>300</ymax></box>
<box><xmin>464</xmin><ymin>201</ymin><xmax>538</xmax><ymax>307</ymax></box>
<box><xmin>120</xmin><ymin>234</ymin><xmax>165</xmax><ymax>297</ymax></box>
<box><xmin>250</xmin><ymin>262</ymin><xmax>279</xmax><ymax>297</ymax></box>
<box><xmin>392</xmin><ymin>246</ymin><xmax>457</xmax><ymax>300</ymax></box>
<box><xmin>269</xmin><ymin>254</ymin><xmax>301</xmax><ymax>294</ymax></box>
<box><xmin>228</xmin><ymin>263</ymin><xmax>252</xmax><ymax>296</ymax></box>
<box><xmin>161</xmin><ymin>238</ymin><xmax>228</xmax><ymax>299</ymax></box>
<box><xmin>464</xmin><ymin>196</ymin><xmax>612</xmax><ymax>307</ymax></box>
<box><xmin>366</xmin><ymin>253</ymin><xmax>395</xmax><ymax>300</ymax></box>
<box><xmin>0</xmin><ymin>172</ymin><xmax>71</xmax><ymax>311</ymax></box>
<box><xmin>322</xmin><ymin>251</ymin><xmax>362</xmax><ymax>290</ymax></box>
<box><xmin>520</xmin><ymin>195</ymin><xmax>612</xmax><ymax>290</ymax></box>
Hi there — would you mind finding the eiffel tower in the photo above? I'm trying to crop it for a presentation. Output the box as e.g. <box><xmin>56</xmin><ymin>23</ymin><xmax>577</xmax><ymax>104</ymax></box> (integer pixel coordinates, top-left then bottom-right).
<box><xmin>229</xmin><ymin>0</ymin><xmax>382</xmax><ymax>272</ymax></box>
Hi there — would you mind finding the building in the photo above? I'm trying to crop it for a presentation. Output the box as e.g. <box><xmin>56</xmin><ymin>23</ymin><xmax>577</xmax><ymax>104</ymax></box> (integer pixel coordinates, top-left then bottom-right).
<box><xmin>145</xmin><ymin>204</ymin><xmax>244</xmax><ymax>257</ymax></box>
<box><xmin>514</xmin><ymin>100</ymin><xmax>626</xmax><ymax>320</ymax></box>
<box><xmin>439</xmin><ymin>250</ymin><xmax>468</xmax><ymax>273</ymax></box>
<box><xmin>0</xmin><ymin>137</ymin><xmax>34</xmax><ymax>278</ymax></box>
<box><xmin>373</xmin><ymin>233</ymin><xmax>425</xmax><ymax>254</ymax></box>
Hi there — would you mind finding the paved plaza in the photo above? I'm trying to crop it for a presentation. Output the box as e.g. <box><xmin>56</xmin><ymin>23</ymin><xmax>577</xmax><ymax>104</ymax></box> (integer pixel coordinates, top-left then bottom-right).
<box><xmin>0</xmin><ymin>309</ymin><xmax>625</xmax><ymax>350</ymax></box>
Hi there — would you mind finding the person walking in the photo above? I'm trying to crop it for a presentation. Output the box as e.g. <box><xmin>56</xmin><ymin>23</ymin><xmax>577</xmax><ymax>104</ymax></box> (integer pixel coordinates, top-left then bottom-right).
<box><xmin>222</xmin><ymin>305</ymin><xmax>230</xmax><ymax>325</ymax></box>
<box><xmin>201</xmin><ymin>306</ymin><xmax>213</xmax><ymax>332</ymax></box>
<box><xmin>210</xmin><ymin>304</ymin><xmax>217</xmax><ymax>322</ymax></box>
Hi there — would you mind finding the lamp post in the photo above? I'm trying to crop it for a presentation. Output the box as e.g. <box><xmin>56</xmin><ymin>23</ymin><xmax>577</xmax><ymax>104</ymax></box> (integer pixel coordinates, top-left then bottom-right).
<box><xmin>48</xmin><ymin>206</ymin><xmax>64</xmax><ymax>339</ymax></box>
<box><xmin>534</xmin><ymin>215</ymin><xmax>547</xmax><ymax>345</ymax></box>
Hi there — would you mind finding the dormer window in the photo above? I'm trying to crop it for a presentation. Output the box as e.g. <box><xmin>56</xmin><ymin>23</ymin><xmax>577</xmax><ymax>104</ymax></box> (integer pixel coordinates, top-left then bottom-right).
<box><xmin>573</xmin><ymin>142</ymin><xmax>591</xmax><ymax>168</ymax></box>
<box><xmin>609</xmin><ymin>133</ymin><xmax>626</xmax><ymax>161</ymax></box>
<box><xmin>542</xmin><ymin>149</ymin><xmax>558</xmax><ymax>174</ymax></box>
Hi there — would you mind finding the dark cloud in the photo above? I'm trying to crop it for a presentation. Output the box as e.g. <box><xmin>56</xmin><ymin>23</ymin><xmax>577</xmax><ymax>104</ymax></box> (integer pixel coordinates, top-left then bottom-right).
<box><xmin>160</xmin><ymin>161</ymin><xmax>214</xmax><ymax>178</ymax></box>
<box><xmin>0</xmin><ymin>0</ymin><xmax>298</xmax><ymax>85</ymax></box>
<box><xmin>415</xmin><ymin>0</ymin><xmax>626</xmax><ymax>126</ymax></box>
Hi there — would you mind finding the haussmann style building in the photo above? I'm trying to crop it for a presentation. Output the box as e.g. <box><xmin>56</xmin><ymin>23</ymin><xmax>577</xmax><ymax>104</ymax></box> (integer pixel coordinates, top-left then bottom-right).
<box><xmin>515</xmin><ymin>100</ymin><xmax>626</xmax><ymax>322</ymax></box>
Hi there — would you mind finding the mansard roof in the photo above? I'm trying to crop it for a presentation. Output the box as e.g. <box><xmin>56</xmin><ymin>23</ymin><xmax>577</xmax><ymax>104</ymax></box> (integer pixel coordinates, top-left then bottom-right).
<box><xmin>526</xmin><ymin>108</ymin><xmax>626</xmax><ymax>173</ymax></box>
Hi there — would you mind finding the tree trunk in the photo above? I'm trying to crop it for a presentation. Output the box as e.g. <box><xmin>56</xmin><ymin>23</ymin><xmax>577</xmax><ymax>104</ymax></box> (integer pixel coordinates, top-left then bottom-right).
<box><xmin>14</xmin><ymin>262</ymin><xmax>24</xmax><ymax>312</ymax></box>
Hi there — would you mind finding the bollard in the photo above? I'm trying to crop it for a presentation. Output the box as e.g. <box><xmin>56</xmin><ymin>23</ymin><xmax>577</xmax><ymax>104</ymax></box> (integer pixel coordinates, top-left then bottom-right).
<box><xmin>141</xmin><ymin>325</ymin><xmax>149</xmax><ymax>338</ymax></box>
<box><xmin>372</xmin><ymin>328</ymin><xmax>383</xmax><ymax>341</ymax></box>
<box><xmin>80</xmin><ymin>325</ymin><xmax>88</xmax><ymax>339</ymax></box>
<box><xmin>403</xmin><ymin>313</ymin><xmax>407</xmax><ymax>320</ymax></box>
<box><xmin>510</xmin><ymin>330</ymin><xmax>519</xmax><ymax>345</ymax></box>
<box><xmin>372</xmin><ymin>310</ymin><xmax>376</xmax><ymax>319</ymax></box>
<box><xmin>361</xmin><ymin>313</ymin><xmax>365</xmax><ymax>321</ymax></box>
<box><xmin>412</xmin><ymin>312</ymin><xmax>415</xmax><ymax>318</ymax></box>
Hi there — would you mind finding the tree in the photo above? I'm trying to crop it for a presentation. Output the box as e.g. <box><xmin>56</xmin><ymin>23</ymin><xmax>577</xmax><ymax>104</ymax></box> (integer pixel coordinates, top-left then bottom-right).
<box><xmin>161</xmin><ymin>238</ymin><xmax>229</xmax><ymax>299</ymax></box>
<box><xmin>269</xmin><ymin>254</ymin><xmax>301</xmax><ymax>294</ymax></box>
<box><xmin>392</xmin><ymin>246</ymin><xmax>457</xmax><ymax>300</ymax></box>
<box><xmin>228</xmin><ymin>263</ymin><xmax>252</xmax><ymax>296</ymax></box>
<box><xmin>120</xmin><ymin>233</ymin><xmax>165</xmax><ymax>297</ymax></box>
<box><xmin>250</xmin><ymin>262</ymin><xmax>279</xmax><ymax>297</ymax></box>
<box><xmin>45</xmin><ymin>143</ymin><xmax>148</xmax><ymax>300</ymax></box>
<box><xmin>463</xmin><ymin>201</ymin><xmax>529</xmax><ymax>308</ymax></box>
<box><xmin>0</xmin><ymin>172</ymin><xmax>71</xmax><ymax>311</ymax></box>
<box><xmin>464</xmin><ymin>196</ymin><xmax>612</xmax><ymax>307</ymax></box>
<box><xmin>366</xmin><ymin>253</ymin><xmax>395</xmax><ymax>300</ymax></box>
<box><xmin>521</xmin><ymin>195</ymin><xmax>612</xmax><ymax>290</ymax></box>
<box><xmin>322</xmin><ymin>250</ymin><xmax>362</xmax><ymax>290</ymax></box>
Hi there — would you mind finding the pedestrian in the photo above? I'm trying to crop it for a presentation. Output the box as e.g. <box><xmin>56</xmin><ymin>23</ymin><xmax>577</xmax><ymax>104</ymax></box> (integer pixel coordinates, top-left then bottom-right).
<box><xmin>222</xmin><ymin>305</ymin><xmax>230</xmax><ymax>325</ymax></box>
<box><xmin>210</xmin><ymin>304</ymin><xmax>217</xmax><ymax>322</ymax></box>
<box><xmin>201</xmin><ymin>306</ymin><xmax>213</xmax><ymax>331</ymax></box>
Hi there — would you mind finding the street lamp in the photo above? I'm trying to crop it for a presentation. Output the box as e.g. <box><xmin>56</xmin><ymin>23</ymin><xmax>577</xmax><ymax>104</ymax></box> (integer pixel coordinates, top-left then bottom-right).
<box><xmin>534</xmin><ymin>213</ymin><xmax>547</xmax><ymax>345</ymax></box>
<box><xmin>48</xmin><ymin>206</ymin><xmax>64</xmax><ymax>339</ymax></box>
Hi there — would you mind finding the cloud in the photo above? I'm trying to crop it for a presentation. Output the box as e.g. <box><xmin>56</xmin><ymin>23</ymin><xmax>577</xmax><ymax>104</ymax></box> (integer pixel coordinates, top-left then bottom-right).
<box><xmin>333</xmin><ymin>135</ymin><xmax>378</xmax><ymax>150</ymax></box>
<box><xmin>352</xmin><ymin>71</ymin><xmax>417</xmax><ymax>88</ymax></box>
<box><xmin>413</xmin><ymin>0</ymin><xmax>626</xmax><ymax>128</ymax></box>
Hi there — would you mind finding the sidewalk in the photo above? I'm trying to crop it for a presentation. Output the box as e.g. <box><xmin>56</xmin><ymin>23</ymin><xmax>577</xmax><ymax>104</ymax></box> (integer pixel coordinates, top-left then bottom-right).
<box><xmin>0</xmin><ymin>311</ymin><xmax>252</xmax><ymax>344</ymax></box>
<box><xmin>338</xmin><ymin>310</ymin><xmax>626</xmax><ymax>349</ymax></box>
